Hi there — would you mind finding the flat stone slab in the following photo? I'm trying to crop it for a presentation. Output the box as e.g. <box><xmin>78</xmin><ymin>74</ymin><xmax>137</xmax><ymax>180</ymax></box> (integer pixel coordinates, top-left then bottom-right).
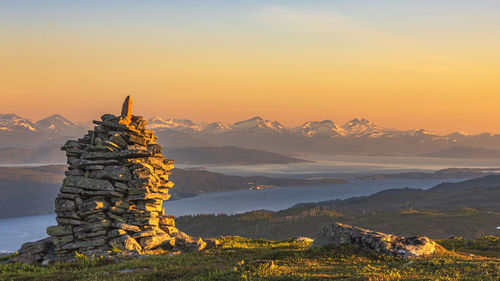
<box><xmin>312</xmin><ymin>222</ymin><xmax>437</xmax><ymax>258</ymax></box>
<box><xmin>63</xmin><ymin>176</ymin><xmax>114</xmax><ymax>191</ymax></box>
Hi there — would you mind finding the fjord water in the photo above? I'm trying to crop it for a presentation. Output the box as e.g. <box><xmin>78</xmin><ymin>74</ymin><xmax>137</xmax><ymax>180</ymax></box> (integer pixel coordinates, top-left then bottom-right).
<box><xmin>0</xmin><ymin>178</ymin><xmax>460</xmax><ymax>252</ymax></box>
<box><xmin>1</xmin><ymin>154</ymin><xmax>498</xmax><ymax>252</ymax></box>
<box><xmin>178</xmin><ymin>154</ymin><xmax>500</xmax><ymax>178</ymax></box>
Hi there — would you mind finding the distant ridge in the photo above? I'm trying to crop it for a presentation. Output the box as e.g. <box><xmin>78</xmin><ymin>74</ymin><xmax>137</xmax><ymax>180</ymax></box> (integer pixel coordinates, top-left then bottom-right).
<box><xmin>422</xmin><ymin>146</ymin><xmax>500</xmax><ymax>159</ymax></box>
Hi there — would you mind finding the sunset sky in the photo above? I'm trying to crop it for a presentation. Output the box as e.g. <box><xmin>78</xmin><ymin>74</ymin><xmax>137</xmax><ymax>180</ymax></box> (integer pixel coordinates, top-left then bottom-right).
<box><xmin>1</xmin><ymin>0</ymin><xmax>499</xmax><ymax>134</ymax></box>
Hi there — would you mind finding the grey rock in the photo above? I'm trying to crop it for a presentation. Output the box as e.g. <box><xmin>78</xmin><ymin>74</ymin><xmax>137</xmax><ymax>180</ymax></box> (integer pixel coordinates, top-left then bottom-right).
<box><xmin>89</xmin><ymin>165</ymin><xmax>132</xmax><ymax>181</ymax></box>
<box><xmin>139</xmin><ymin>233</ymin><xmax>171</xmax><ymax>250</ymax></box>
<box><xmin>64</xmin><ymin>176</ymin><xmax>114</xmax><ymax>191</ymax></box>
<box><xmin>54</xmin><ymin>235</ymin><xmax>74</xmax><ymax>245</ymax></box>
<box><xmin>86</xmin><ymin>165</ymin><xmax>104</xmax><ymax>170</ymax></box>
<box><xmin>18</xmin><ymin>237</ymin><xmax>54</xmax><ymax>255</ymax></box>
<box><xmin>65</xmin><ymin>170</ymin><xmax>84</xmax><ymax>176</ymax></box>
<box><xmin>109</xmin><ymin>235</ymin><xmax>142</xmax><ymax>252</ymax></box>
<box><xmin>81</xmin><ymin>198</ymin><xmax>110</xmax><ymax>213</ymax></box>
<box><xmin>111</xmin><ymin>222</ymin><xmax>141</xmax><ymax>232</ymax></box>
<box><xmin>312</xmin><ymin>223</ymin><xmax>437</xmax><ymax>258</ymax></box>
<box><xmin>60</xmin><ymin>185</ymin><xmax>83</xmax><ymax>195</ymax></box>
<box><xmin>75</xmin><ymin>230</ymin><xmax>107</xmax><ymax>240</ymax></box>
<box><xmin>61</xmin><ymin>237</ymin><xmax>107</xmax><ymax>250</ymax></box>
<box><xmin>56</xmin><ymin>218</ymin><xmax>84</xmax><ymax>226</ymax></box>
<box><xmin>68</xmin><ymin>158</ymin><xmax>120</xmax><ymax>168</ymax></box>
<box><xmin>55</xmin><ymin>198</ymin><xmax>76</xmax><ymax>212</ymax></box>
<box><xmin>47</xmin><ymin>225</ymin><xmax>73</xmax><ymax>237</ymax></box>
<box><xmin>110</xmin><ymin>133</ymin><xmax>128</xmax><ymax>148</ymax></box>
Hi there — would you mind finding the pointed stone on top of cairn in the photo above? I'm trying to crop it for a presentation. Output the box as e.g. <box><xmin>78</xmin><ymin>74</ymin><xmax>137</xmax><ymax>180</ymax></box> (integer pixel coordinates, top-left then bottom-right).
<box><xmin>121</xmin><ymin>95</ymin><xmax>132</xmax><ymax>119</ymax></box>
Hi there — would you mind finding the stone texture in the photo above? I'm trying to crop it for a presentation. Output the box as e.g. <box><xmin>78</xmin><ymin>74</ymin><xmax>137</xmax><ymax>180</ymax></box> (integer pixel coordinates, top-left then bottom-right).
<box><xmin>63</xmin><ymin>176</ymin><xmax>114</xmax><ymax>191</ymax></box>
<box><xmin>139</xmin><ymin>233</ymin><xmax>172</xmax><ymax>250</ymax></box>
<box><xmin>46</xmin><ymin>225</ymin><xmax>73</xmax><ymax>237</ymax></box>
<box><xmin>312</xmin><ymin>223</ymin><xmax>437</xmax><ymax>258</ymax></box>
<box><xmin>89</xmin><ymin>165</ymin><xmax>132</xmax><ymax>181</ymax></box>
<box><xmin>109</xmin><ymin>235</ymin><xmax>142</xmax><ymax>252</ymax></box>
<box><xmin>9</xmin><ymin>238</ymin><xmax>55</xmax><ymax>265</ymax></box>
<box><xmin>121</xmin><ymin>95</ymin><xmax>132</xmax><ymax>119</ymax></box>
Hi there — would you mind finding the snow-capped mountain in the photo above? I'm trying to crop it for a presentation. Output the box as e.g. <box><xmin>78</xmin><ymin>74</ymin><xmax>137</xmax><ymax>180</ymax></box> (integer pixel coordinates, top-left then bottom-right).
<box><xmin>294</xmin><ymin>120</ymin><xmax>346</xmax><ymax>138</ymax></box>
<box><xmin>0</xmin><ymin>113</ymin><xmax>452</xmax><ymax>140</ymax></box>
<box><xmin>34</xmin><ymin>114</ymin><xmax>83</xmax><ymax>134</ymax></box>
<box><xmin>0</xmin><ymin>114</ymin><xmax>36</xmax><ymax>132</ymax></box>
<box><xmin>147</xmin><ymin>117</ymin><xmax>205</xmax><ymax>133</ymax></box>
<box><xmin>341</xmin><ymin>118</ymin><xmax>387</xmax><ymax>137</ymax></box>
<box><xmin>201</xmin><ymin>122</ymin><xmax>232</xmax><ymax>134</ymax></box>
<box><xmin>147</xmin><ymin>116</ymin><xmax>447</xmax><ymax>139</ymax></box>
<box><xmin>0</xmin><ymin>114</ymin><xmax>86</xmax><ymax>147</ymax></box>
<box><xmin>231</xmin><ymin>116</ymin><xmax>285</xmax><ymax>134</ymax></box>
<box><xmin>149</xmin><ymin>116</ymin><xmax>285</xmax><ymax>135</ymax></box>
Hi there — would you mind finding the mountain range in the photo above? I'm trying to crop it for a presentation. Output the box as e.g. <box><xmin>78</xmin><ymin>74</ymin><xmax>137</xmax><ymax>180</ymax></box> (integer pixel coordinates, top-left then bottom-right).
<box><xmin>2</xmin><ymin>113</ymin><xmax>500</xmax><ymax>156</ymax></box>
<box><xmin>147</xmin><ymin>116</ymin><xmax>442</xmax><ymax>138</ymax></box>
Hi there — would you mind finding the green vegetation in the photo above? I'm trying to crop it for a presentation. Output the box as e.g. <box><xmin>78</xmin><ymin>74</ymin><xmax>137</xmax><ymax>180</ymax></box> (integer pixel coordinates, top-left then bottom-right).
<box><xmin>175</xmin><ymin>181</ymin><xmax>500</xmax><ymax>240</ymax></box>
<box><xmin>1</xmin><ymin>236</ymin><xmax>498</xmax><ymax>280</ymax></box>
<box><xmin>177</xmin><ymin>207</ymin><xmax>499</xmax><ymax>240</ymax></box>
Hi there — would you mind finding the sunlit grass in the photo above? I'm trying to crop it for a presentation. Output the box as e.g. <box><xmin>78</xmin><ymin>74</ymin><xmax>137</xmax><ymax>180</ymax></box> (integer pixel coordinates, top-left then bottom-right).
<box><xmin>0</xmin><ymin>236</ymin><xmax>498</xmax><ymax>280</ymax></box>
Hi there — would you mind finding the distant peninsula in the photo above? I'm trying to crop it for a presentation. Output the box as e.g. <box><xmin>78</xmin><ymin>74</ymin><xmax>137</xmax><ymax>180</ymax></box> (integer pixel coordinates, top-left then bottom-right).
<box><xmin>0</xmin><ymin>145</ymin><xmax>308</xmax><ymax>166</ymax></box>
<box><xmin>0</xmin><ymin>165</ymin><xmax>346</xmax><ymax>219</ymax></box>
<box><xmin>359</xmin><ymin>167</ymin><xmax>500</xmax><ymax>180</ymax></box>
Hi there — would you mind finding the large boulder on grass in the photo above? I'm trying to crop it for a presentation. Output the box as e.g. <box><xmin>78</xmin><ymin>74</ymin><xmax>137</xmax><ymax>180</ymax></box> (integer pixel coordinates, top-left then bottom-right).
<box><xmin>312</xmin><ymin>222</ymin><xmax>437</xmax><ymax>258</ymax></box>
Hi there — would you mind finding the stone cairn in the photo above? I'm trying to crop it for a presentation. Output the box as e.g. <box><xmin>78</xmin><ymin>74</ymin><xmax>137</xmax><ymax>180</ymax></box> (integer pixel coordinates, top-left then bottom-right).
<box><xmin>10</xmin><ymin>96</ymin><xmax>210</xmax><ymax>265</ymax></box>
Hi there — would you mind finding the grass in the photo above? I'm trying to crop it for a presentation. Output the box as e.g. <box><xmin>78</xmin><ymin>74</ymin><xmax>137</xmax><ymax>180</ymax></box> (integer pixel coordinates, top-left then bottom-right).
<box><xmin>1</xmin><ymin>236</ymin><xmax>498</xmax><ymax>281</ymax></box>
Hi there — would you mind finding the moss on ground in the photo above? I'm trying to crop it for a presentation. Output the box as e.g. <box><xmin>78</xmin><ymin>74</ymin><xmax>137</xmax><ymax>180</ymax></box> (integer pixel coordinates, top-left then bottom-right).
<box><xmin>1</xmin><ymin>236</ymin><xmax>498</xmax><ymax>281</ymax></box>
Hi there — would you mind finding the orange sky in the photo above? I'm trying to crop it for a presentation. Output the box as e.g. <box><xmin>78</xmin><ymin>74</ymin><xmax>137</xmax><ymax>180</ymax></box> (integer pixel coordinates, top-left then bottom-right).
<box><xmin>0</xmin><ymin>1</ymin><xmax>499</xmax><ymax>134</ymax></box>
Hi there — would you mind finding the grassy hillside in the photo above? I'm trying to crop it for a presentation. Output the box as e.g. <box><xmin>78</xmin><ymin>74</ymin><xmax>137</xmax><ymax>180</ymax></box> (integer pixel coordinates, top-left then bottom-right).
<box><xmin>176</xmin><ymin>180</ymin><xmax>500</xmax><ymax>240</ymax></box>
<box><xmin>178</xmin><ymin>207</ymin><xmax>499</xmax><ymax>241</ymax></box>
<box><xmin>1</xmin><ymin>236</ymin><xmax>498</xmax><ymax>280</ymax></box>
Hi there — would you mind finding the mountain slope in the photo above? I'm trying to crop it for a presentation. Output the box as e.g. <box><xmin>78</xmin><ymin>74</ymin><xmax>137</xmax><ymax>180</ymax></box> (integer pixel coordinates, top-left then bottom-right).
<box><xmin>429</xmin><ymin>174</ymin><xmax>500</xmax><ymax>191</ymax></box>
<box><xmin>0</xmin><ymin>144</ymin><xmax>65</xmax><ymax>164</ymax></box>
<box><xmin>34</xmin><ymin>114</ymin><xmax>85</xmax><ymax>136</ymax></box>
<box><xmin>231</xmin><ymin>116</ymin><xmax>285</xmax><ymax>134</ymax></box>
<box><xmin>166</xmin><ymin>146</ymin><xmax>307</xmax><ymax>165</ymax></box>
<box><xmin>294</xmin><ymin>120</ymin><xmax>346</xmax><ymax>138</ymax></box>
<box><xmin>422</xmin><ymin>145</ymin><xmax>500</xmax><ymax>158</ymax></box>
<box><xmin>178</xmin><ymin>176</ymin><xmax>500</xmax><ymax>240</ymax></box>
<box><xmin>0</xmin><ymin>114</ymin><xmax>36</xmax><ymax>132</ymax></box>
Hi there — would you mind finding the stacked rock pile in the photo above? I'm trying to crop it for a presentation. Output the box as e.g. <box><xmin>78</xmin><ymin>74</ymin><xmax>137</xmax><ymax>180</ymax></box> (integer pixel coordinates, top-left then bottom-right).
<box><xmin>10</xmin><ymin>96</ymin><xmax>210</xmax><ymax>265</ymax></box>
